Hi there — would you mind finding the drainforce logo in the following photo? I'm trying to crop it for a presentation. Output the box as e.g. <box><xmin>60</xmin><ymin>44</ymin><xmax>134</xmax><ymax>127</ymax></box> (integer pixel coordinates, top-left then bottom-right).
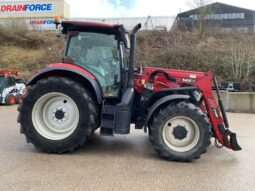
<box><xmin>30</xmin><ymin>19</ymin><xmax>54</xmax><ymax>25</ymax></box>
<box><xmin>0</xmin><ymin>3</ymin><xmax>53</xmax><ymax>13</ymax></box>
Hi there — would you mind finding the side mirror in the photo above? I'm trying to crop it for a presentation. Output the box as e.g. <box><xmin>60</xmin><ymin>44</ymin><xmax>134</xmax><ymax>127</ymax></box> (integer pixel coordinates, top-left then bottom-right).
<box><xmin>134</xmin><ymin>66</ymin><xmax>143</xmax><ymax>74</ymax></box>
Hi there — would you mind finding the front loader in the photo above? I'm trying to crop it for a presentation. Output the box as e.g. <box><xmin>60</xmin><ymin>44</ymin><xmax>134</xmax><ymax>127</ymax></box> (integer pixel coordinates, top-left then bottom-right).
<box><xmin>18</xmin><ymin>20</ymin><xmax>241</xmax><ymax>162</ymax></box>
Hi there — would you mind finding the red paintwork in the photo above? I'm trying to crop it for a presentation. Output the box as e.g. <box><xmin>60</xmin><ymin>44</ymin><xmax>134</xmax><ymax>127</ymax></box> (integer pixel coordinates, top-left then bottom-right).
<box><xmin>37</xmin><ymin>63</ymin><xmax>233</xmax><ymax>150</ymax></box>
<box><xmin>47</xmin><ymin>63</ymin><xmax>96</xmax><ymax>80</ymax></box>
<box><xmin>0</xmin><ymin>70</ymin><xmax>19</xmax><ymax>77</ymax></box>
<box><xmin>134</xmin><ymin>67</ymin><xmax>232</xmax><ymax>150</ymax></box>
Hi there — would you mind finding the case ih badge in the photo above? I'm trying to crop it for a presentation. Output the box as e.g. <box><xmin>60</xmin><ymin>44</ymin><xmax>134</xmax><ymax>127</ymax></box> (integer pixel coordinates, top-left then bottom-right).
<box><xmin>0</xmin><ymin>70</ymin><xmax>26</xmax><ymax>105</ymax></box>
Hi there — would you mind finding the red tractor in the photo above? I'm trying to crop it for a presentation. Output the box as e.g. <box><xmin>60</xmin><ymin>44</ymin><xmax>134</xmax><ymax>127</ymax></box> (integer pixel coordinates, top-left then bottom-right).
<box><xmin>18</xmin><ymin>20</ymin><xmax>241</xmax><ymax>161</ymax></box>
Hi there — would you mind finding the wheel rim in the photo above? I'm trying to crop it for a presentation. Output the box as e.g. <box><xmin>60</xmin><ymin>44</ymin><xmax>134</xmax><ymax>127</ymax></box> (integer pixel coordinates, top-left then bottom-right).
<box><xmin>10</xmin><ymin>96</ymin><xmax>15</xmax><ymax>104</ymax></box>
<box><xmin>162</xmin><ymin>116</ymin><xmax>200</xmax><ymax>152</ymax></box>
<box><xmin>32</xmin><ymin>92</ymin><xmax>80</xmax><ymax>140</ymax></box>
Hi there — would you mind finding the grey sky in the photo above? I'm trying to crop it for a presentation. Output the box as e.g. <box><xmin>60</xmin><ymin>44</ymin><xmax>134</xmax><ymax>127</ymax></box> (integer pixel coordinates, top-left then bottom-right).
<box><xmin>65</xmin><ymin>0</ymin><xmax>255</xmax><ymax>18</ymax></box>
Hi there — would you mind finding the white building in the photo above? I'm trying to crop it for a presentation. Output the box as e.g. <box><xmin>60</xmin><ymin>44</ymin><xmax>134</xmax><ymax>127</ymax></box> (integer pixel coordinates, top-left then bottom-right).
<box><xmin>0</xmin><ymin>1</ymin><xmax>175</xmax><ymax>31</ymax></box>
<box><xmin>0</xmin><ymin>0</ymin><xmax>70</xmax><ymax>30</ymax></box>
<box><xmin>71</xmin><ymin>16</ymin><xmax>176</xmax><ymax>31</ymax></box>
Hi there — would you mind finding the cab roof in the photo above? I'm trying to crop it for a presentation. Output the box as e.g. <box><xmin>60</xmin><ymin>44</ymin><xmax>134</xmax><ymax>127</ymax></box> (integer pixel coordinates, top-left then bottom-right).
<box><xmin>61</xmin><ymin>20</ymin><xmax>123</xmax><ymax>35</ymax></box>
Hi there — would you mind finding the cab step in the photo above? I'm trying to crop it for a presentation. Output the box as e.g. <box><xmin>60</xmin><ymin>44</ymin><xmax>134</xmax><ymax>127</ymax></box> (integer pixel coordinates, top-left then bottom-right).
<box><xmin>100</xmin><ymin>104</ymin><xmax>116</xmax><ymax>136</ymax></box>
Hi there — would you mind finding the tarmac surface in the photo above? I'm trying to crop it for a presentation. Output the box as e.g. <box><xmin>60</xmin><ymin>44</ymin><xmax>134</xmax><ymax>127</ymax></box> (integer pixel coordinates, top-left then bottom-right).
<box><xmin>0</xmin><ymin>105</ymin><xmax>255</xmax><ymax>191</ymax></box>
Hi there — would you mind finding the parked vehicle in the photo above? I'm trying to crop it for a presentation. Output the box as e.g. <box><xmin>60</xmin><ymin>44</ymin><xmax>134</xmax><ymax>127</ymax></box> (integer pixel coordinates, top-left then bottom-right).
<box><xmin>221</xmin><ymin>81</ymin><xmax>241</xmax><ymax>92</ymax></box>
<box><xmin>0</xmin><ymin>70</ymin><xmax>26</xmax><ymax>105</ymax></box>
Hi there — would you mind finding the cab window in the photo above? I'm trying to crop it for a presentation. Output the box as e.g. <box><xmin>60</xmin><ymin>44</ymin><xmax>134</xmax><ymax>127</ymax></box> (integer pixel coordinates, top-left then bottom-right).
<box><xmin>66</xmin><ymin>32</ymin><xmax>121</xmax><ymax>97</ymax></box>
<box><xmin>6</xmin><ymin>77</ymin><xmax>16</xmax><ymax>88</ymax></box>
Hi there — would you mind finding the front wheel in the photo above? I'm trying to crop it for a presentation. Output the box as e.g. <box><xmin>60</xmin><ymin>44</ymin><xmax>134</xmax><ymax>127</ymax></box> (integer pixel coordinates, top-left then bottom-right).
<box><xmin>18</xmin><ymin>77</ymin><xmax>98</xmax><ymax>153</ymax></box>
<box><xmin>149</xmin><ymin>102</ymin><xmax>212</xmax><ymax>162</ymax></box>
<box><xmin>15</xmin><ymin>93</ymin><xmax>23</xmax><ymax>104</ymax></box>
<box><xmin>5</xmin><ymin>94</ymin><xmax>15</xmax><ymax>105</ymax></box>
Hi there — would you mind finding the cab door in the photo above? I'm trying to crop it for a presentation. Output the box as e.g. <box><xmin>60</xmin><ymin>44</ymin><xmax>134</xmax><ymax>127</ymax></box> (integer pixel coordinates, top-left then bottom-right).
<box><xmin>65</xmin><ymin>32</ymin><xmax>122</xmax><ymax>98</ymax></box>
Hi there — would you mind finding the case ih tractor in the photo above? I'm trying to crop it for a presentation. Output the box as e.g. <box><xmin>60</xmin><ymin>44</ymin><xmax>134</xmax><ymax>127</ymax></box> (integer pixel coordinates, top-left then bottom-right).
<box><xmin>0</xmin><ymin>70</ymin><xmax>26</xmax><ymax>105</ymax></box>
<box><xmin>18</xmin><ymin>20</ymin><xmax>241</xmax><ymax>162</ymax></box>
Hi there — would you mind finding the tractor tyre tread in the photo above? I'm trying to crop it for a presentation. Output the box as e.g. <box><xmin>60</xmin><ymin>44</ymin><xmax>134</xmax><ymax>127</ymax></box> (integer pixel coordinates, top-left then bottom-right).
<box><xmin>5</xmin><ymin>94</ymin><xmax>15</xmax><ymax>105</ymax></box>
<box><xmin>149</xmin><ymin>102</ymin><xmax>212</xmax><ymax>162</ymax></box>
<box><xmin>18</xmin><ymin>77</ymin><xmax>98</xmax><ymax>153</ymax></box>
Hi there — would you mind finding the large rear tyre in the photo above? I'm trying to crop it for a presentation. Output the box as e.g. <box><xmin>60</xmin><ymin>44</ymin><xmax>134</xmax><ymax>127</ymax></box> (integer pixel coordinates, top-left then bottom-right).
<box><xmin>149</xmin><ymin>102</ymin><xmax>212</xmax><ymax>162</ymax></box>
<box><xmin>18</xmin><ymin>77</ymin><xmax>98</xmax><ymax>153</ymax></box>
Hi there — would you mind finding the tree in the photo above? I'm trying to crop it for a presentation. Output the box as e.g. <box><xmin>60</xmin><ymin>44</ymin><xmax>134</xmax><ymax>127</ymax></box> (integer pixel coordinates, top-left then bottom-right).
<box><xmin>187</xmin><ymin>0</ymin><xmax>213</xmax><ymax>38</ymax></box>
<box><xmin>228</xmin><ymin>41</ymin><xmax>255</xmax><ymax>89</ymax></box>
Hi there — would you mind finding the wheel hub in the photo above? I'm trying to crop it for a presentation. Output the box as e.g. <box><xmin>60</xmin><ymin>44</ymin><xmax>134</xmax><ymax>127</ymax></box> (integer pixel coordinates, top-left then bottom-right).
<box><xmin>54</xmin><ymin>109</ymin><xmax>66</xmax><ymax>120</ymax></box>
<box><xmin>173</xmin><ymin>125</ymin><xmax>188</xmax><ymax>140</ymax></box>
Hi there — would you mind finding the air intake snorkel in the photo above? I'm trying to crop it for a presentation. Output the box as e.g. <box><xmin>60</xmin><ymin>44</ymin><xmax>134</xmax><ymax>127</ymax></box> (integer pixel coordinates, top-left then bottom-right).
<box><xmin>128</xmin><ymin>23</ymin><xmax>142</xmax><ymax>88</ymax></box>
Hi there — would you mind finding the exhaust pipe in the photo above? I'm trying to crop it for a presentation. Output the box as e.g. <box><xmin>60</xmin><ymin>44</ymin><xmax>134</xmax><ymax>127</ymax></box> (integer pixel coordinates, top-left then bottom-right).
<box><xmin>128</xmin><ymin>23</ymin><xmax>142</xmax><ymax>88</ymax></box>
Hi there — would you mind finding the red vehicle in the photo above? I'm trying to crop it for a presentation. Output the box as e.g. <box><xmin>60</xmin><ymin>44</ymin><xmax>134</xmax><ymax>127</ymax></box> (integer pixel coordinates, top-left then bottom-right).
<box><xmin>18</xmin><ymin>20</ymin><xmax>241</xmax><ymax>162</ymax></box>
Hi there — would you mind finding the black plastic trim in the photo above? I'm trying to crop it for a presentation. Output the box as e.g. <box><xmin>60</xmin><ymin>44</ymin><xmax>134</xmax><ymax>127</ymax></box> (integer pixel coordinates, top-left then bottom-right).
<box><xmin>230</xmin><ymin>133</ymin><xmax>242</xmax><ymax>151</ymax></box>
<box><xmin>144</xmin><ymin>94</ymin><xmax>190</xmax><ymax>129</ymax></box>
<box><xmin>161</xmin><ymin>87</ymin><xmax>198</xmax><ymax>92</ymax></box>
<box><xmin>218</xmin><ymin>123</ymin><xmax>226</xmax><ymax>134</ymax></box>
<box><xmin>213</xmin><ymin>77</ymin><xmax>229</xmax><ymax>128</ymax></box>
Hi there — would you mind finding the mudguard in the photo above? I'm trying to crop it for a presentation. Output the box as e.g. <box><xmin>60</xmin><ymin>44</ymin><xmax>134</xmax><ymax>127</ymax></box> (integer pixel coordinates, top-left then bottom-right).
<box><xmin>26</xmin><ymin>64</ymin><xmax>103</xmax><ymax>104</ymax></box>
<box><xmin>144</xmin><ymin>94</ymin><xmax>190</xmax><ymax>130</ymax></box>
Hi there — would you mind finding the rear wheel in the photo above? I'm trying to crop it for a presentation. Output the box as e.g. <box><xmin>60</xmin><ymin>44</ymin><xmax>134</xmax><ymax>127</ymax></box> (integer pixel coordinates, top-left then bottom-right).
<box><xmin>15</xmin><ymin>93</ymin><xmax>23</xmax><ymax>104</ymax></box>
<box><xmin>149</xmin><ymin>102</ymin><xmax>211</xmax><ymax>162</ymax></box>
<box><xmin>18</xmin><ymin>77</ymin><xmax>98</xmax><ymax>153</ymax></box>
<box><xmin>5</xmin><ymin>94</ymin><xmax>15</xmax><ymax>105</ymax></box>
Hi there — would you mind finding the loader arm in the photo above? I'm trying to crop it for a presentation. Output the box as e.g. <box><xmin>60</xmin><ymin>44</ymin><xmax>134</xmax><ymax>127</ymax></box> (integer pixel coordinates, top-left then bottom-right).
<box><xmin>135</xmin><ymin>67</ymin><xmax>241</xmax><ymax>151</ymax></box>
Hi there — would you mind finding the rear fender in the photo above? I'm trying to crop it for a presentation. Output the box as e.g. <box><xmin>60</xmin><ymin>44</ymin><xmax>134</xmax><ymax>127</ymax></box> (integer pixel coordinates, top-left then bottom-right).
<box><xmin>144</xmin><ymin>94</ymin><xmax>190</xmax><ymax>131</ymax></box>
<box><xmin>26</xmin><ymin>64</ymin><xmax>103</xmax><ymax>104</ymax></box>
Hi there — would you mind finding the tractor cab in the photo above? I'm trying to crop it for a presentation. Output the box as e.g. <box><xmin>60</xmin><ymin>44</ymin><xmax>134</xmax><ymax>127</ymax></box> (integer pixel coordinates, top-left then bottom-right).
<box><xmin>0</xmin><ymin>76</ymin><xmax>16</xmax><ymax>89</ymax></box>
<box><xmin>58</xmin><ymin>21</ymin><xmax>141</xmax><ymax>135</ymax></box>
<box><xmin>0</xmin><ymin>71</ymin><xmax>18</xmax><ymax>93</ymax></box>
<box><xmin>0</xmin><ymin>76</ymin><xmax>6</xmax><ymax>95</ymax></box>
<box><xmin>61</xmin><ymin>21</ymin><xmax>130</xmax><ymax>98</ymax></box>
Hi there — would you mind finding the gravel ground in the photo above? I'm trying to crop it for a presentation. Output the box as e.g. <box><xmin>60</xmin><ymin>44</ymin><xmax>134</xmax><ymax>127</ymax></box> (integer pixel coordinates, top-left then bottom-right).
<box><xmin>0</xmin><ymin>105</ymin><xmax>254</xmax><ymax>191</ymax></box>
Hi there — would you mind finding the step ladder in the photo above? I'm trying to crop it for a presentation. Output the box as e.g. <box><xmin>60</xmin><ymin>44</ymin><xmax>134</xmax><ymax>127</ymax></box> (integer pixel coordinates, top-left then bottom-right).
<box><xmin>100</xmin><ymin>103</ymin><xmax>116</xmax><ymax>136</ymax></box>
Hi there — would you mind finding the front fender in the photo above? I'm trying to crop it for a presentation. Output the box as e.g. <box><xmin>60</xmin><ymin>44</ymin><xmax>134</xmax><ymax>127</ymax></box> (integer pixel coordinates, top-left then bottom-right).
<box><xmin>144</xmin><ymin>94</ymin><xmax>190</xmax><ymax>131</ymax></box>
<box><xmin>26</xmin><ymin>63</ymin><xmax>103</xmax><ymax>104</ymax></box>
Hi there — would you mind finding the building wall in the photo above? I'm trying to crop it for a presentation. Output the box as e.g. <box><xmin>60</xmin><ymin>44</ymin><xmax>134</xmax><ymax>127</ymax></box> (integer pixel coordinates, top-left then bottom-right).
<box><xmin>0</xmin><ymin>0</ymin><xmax>69</xmax><ymax>19</ymax></box>
<box><xmin>220</xmin><ymin>91</ymin><xmax>255</xmax><ymax>113</ymax></box>
<box><xmin>71</xmin><ymin>16</ymin><xmax>176</xmax><ymax>31</ymax></box>
<box><xmin>176</xmin><ymin>3</ymin><xmax>255</xmax><ymax>33</ymax></box>
<box><xmin>0</xmin><ymin>0</ymin><xmax>70</xmax><ymax>30</ymax></box>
